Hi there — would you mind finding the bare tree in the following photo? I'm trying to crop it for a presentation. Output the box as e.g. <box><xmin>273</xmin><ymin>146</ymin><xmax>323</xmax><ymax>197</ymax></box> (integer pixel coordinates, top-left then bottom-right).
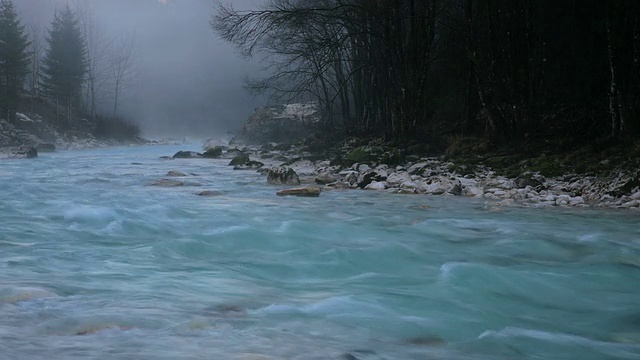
<box><xmin>212</xmin><ymin>0</ymin><xmax>442</xmax><ymax>140</ymax></box>
<box><xmin>75</xmin><ymin>0</ymin><xmax>111</xmax><ymax>120</ymax></box>
<box><xmin>109</xmin><ymin>32</ymin><xmax>136</xmax><ymax>118</ymax></box>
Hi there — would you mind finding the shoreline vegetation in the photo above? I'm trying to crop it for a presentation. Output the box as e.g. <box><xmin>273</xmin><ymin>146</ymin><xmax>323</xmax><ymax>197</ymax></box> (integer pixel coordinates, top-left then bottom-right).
<box><xmin>205</xmin><ymin>1</ymin><xmax>640</xmax><ymax>211</ymax></box>
<box><xmin>0</xmin><ymin>112</ymin><xmax>144</xmax><ymax>159</ymax></box>
<box><xmin>158</xmin><ymin>133</ymin><xmax>640</xmax><ymax>211</ymax></box>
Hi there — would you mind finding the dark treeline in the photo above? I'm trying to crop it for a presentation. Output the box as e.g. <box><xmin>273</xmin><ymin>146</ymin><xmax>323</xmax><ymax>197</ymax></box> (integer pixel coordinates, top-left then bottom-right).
<box><xmin>213</xmin><ymin>0</ymin><xmax>640</xmax><ymax>149</ymax></box>
<box><xmin>0</xmin><ymin>0</ymin><xmax>138</xmax><ymax>138</ymax></box>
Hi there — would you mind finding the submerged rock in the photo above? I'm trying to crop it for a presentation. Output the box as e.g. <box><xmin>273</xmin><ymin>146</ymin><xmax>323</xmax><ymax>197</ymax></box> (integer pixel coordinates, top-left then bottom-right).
<box><xmin>150</xmin><ymin>179</ymin><xmax>184</xmax><ymax>187</ymax></box>
<box><xmin>276</xmin><ymin>186</ymin><xmax>321</xmax><ymax>197</ymax></box>
<box><xmin>166</xmin><ymin>170</ymin><xmax>187</xmax><ymax>177</ymax></box>
<box><xmin>75</xmin><ymin>324</ymin><xmax>131</xmax><ymax>336</ymax></box>
<box><xmin>203</xmin><ymin>304</ymin><xmax>247</xmax><ymax>317</ymax></box>
<box><xmin>268</xmin><ymin>167</ymin><xmax>300</xmax><ymax>185</ymax></box>
<box><xmin>0</xmin><ymin>287</ymin><xmax>57</xmax><ymax>303</ymax></box>
<box><xmin>404</xmin><ymin>336</ymin><xmax>447</xmax><ymax>346</ymax></box>
<box><xmin>341</xmin><ymin>350</ymin><xmax>377</xmax><ymax>360</ymax></box>
<box><xmin>197</xmin><ymin>190</ymin><xmax>223</xmax><ymax>197</ymax></box>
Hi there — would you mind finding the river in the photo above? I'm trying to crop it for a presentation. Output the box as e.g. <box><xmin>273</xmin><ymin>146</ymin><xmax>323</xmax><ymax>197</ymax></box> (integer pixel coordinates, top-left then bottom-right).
<box><xmin>1</xmin><ymin>144</ymin><xmax>639</xmax><ymax>359</ymax></box>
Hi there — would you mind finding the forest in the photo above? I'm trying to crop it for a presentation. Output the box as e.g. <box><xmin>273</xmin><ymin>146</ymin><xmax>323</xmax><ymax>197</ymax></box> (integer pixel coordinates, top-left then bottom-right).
<box><xmin>0</xmin><ymin>0</ymin><xmax>138</xmax><ymax>140</ymax></box>
<box><xmin>213</xmin><ymin>0</ymin><xmax>640</xmax><ymax>152</ymax></box>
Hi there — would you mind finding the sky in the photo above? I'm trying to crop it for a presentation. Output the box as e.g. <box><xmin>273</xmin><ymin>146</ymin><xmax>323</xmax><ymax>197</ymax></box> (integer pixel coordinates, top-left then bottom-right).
<box><xmin>13</xmin><ymin>0</ymin><xmax>266</xmax><ymax>137</ymax></box>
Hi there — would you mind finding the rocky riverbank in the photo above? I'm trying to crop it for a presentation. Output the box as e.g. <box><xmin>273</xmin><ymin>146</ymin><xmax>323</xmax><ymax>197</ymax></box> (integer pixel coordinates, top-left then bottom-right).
<box><xmin>1</xmin><ymin>113</ymin><xmax>147</xmax><ymax>159</ymax></box>
<box><xmin>162</xmin><ymin>138</ymin><xmax>640</xmax><ymax>210</ymax></box>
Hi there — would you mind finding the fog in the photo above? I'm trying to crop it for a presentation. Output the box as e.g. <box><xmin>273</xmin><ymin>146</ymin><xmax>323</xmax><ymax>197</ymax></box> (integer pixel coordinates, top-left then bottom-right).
<box><xmin>14</xmin><ymin>0</ymin><xmax>265</xmax><ymax>138</ymax></box>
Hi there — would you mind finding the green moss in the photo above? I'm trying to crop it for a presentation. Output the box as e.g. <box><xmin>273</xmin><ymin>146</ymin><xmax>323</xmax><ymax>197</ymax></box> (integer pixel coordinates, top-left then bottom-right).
<box><xmin>202</xmin><ymin>146</ymin><xmax>223</xmax><ymax>158</ymax></box>
<box><xmin>345</xmin><ymin>146</ymin><xmax>380</xmax><ymax>164</ymax></box>
<box><xmin>228</xmin><ymin>155</ymin><xmax>250</xmax><ymax>166</ymax></box>
<box><xmin>380</xmin><ymin>148</ymin><xmax>403</xmax><ymax>166</ymax></box>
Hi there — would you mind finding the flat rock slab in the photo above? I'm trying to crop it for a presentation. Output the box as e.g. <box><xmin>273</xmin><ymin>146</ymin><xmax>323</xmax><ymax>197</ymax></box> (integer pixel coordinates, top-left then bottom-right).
<box><xmin>276</xmin><ymin>186</ymin><xmax>321</xmax><ymax>197</ymax></box>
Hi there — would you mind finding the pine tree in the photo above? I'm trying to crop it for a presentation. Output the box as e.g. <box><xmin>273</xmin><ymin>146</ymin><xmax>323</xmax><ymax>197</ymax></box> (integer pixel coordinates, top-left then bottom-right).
<box><xmin>0</xmin><ymin>0</ymin><xmax>30</xmax><ymax>123</ymax></box>
<box><xmin>41</xmin><ymin>4</ymin><xmax>86</xmax><ymax>126</ymax></box>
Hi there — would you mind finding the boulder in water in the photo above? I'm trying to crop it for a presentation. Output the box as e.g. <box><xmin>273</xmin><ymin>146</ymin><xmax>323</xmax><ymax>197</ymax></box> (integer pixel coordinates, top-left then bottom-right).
<box><xmin>268</xmin><ymin>167</ymin><xmax>300</xmax><ymax>185</ymax></box>
<box><xmin>9</xmin><ymin>145</ymin><xmax>38</xmax><ymax>159</ymax></box>
<box><xmin>276</xmin><ymin>186</ymin><xmax>321</xmax><ymax>197</ymax></box>
<box><xmin>173</xmin><ymin>150</ymin><xmax>202</xmax><ymax>159</ymax></box>
<box><xmin>166</xmin><ymin>170</ymin><xmax>187</xmax><ymax>177</ymax></box>
<box><xmin>202</xmin><ymin>146</ymin><xmax>223</xmax><ymax>158</ymax></box>
<box><xmin>229</xmin><ymin>155</ymin><xmax>250</xmax><ymax>166</ymax></box>
<box><xmin>404</xmin><ymin>336</ymin><xmax>447</xmax><ymax>346</ymax></box>
<box><xmin>36</xmin><ymin>143</ymin><xmax>56</xmax><ymax>152</ymax></box>
<box><xmin>203</xmin><ymin>304</ymin><xmax>247</xmax><ymax>317</ymax></box>
<box><xmin>234</xmin><ymin>160</ymin><xmax>264</xmax><ymax>170</ymax></box>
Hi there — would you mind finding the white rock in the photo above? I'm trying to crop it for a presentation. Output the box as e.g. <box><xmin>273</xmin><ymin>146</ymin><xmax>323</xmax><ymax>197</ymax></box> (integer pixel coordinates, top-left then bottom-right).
<box><xmin>459</xmin><ymin>177</ymin><xmax>478</xmax><ymax>187</ymax></box>
<box><xmin>600</xmin><ymin>194</ymin><xmax>615</xmax><ymax>201</ymax></box>
<box><xmin>484</xmin><ymin>193</ymin><xmax>498</xmax><ymax>200</ymax></box>
<box><xmin>408</xmin><ymin>162</ymin><xmax>428</xmax><ymax>174</ymax></box>
<box><xmin>16</xmin><ymin>113</ymin><xmax>35</xmax><ymax>123</ymax></box>
<box><xmin>464</xmin><ymin>186</ymin><xmax>484</xmax><ymax>198</ymax></box>
<box><xmin>288</xmin><ymin>160</ymin><xmax>317</xmax><ymax>176</ymax></box>
<box><xmin>400</xmin><ymin>180</ymin><xmax>419</xmax><ymax>190</ymax></box>
<box><xmin>386</xmin><ymin>171</ymin><xmax>412</xmax><ymax>186</ymax></box>
<box><xmin>344</xmin><ymin>172</ymin><xmax>358</xmax><ymax>185</ymax></box>
<box><xmin>419</xmin><ymin>177</ymin><xmax>452</xmax><ymax>195</ymax></box>
<box><xmin>555</xmin><ymin>195</ymin><xmax>571</xmax><ymax>206</ymax></box>
<box><xmin>365</xmin><ymin>181</ymin><xmax>386</xmax><ymax>190</ymax></box>
<box><xmin>631</xmin><ymin>191</ymin><xmax>640</xmax><ymax>200</ymax></box>
<box><xmin>621</xmin><ymin>200</ymin><xmax>640</xmax><ymax>208</ymax></box>
<box><xmin>569</xmin><ymin>196</ymin><xmax>585</xmax><ymax>206</ymax></box>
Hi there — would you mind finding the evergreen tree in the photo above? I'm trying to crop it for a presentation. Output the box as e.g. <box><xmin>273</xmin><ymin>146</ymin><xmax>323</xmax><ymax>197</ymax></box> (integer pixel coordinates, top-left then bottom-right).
<box><xmin>0</xmin><ymin>0</ymin><xmax>30</xmax><ymax>123</ymax></box>
<box><xmin>41</xmin><ymin>4</ymin><xmax>86</xmax><ymax>126</ymax></box>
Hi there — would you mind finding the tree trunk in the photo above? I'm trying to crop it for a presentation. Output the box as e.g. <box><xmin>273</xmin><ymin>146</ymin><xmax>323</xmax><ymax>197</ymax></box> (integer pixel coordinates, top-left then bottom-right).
<box><xmin>607</xmin><ymin>3</ymin><xmax>622</xmax><ymax>140</ymax></box>
<box><xmin>113</xmin><ymin>83</ymin><xmax>119</xmax><ymax>119</ymax></box>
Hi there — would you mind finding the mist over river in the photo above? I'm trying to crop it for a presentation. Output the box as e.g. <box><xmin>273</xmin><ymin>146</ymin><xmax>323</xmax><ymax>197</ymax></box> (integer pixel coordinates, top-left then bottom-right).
<box><xmin>1</xmin><ymin>145</ymin><xmax>639</xmax><ymax>359</ymax></box>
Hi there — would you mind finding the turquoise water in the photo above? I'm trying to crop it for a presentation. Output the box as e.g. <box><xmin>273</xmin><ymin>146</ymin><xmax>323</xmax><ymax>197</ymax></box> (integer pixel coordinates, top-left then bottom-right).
<box><xmin>1</xmin><ymin>144</ymin><xmax>639</xmax><ymax>360</ymax></box>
